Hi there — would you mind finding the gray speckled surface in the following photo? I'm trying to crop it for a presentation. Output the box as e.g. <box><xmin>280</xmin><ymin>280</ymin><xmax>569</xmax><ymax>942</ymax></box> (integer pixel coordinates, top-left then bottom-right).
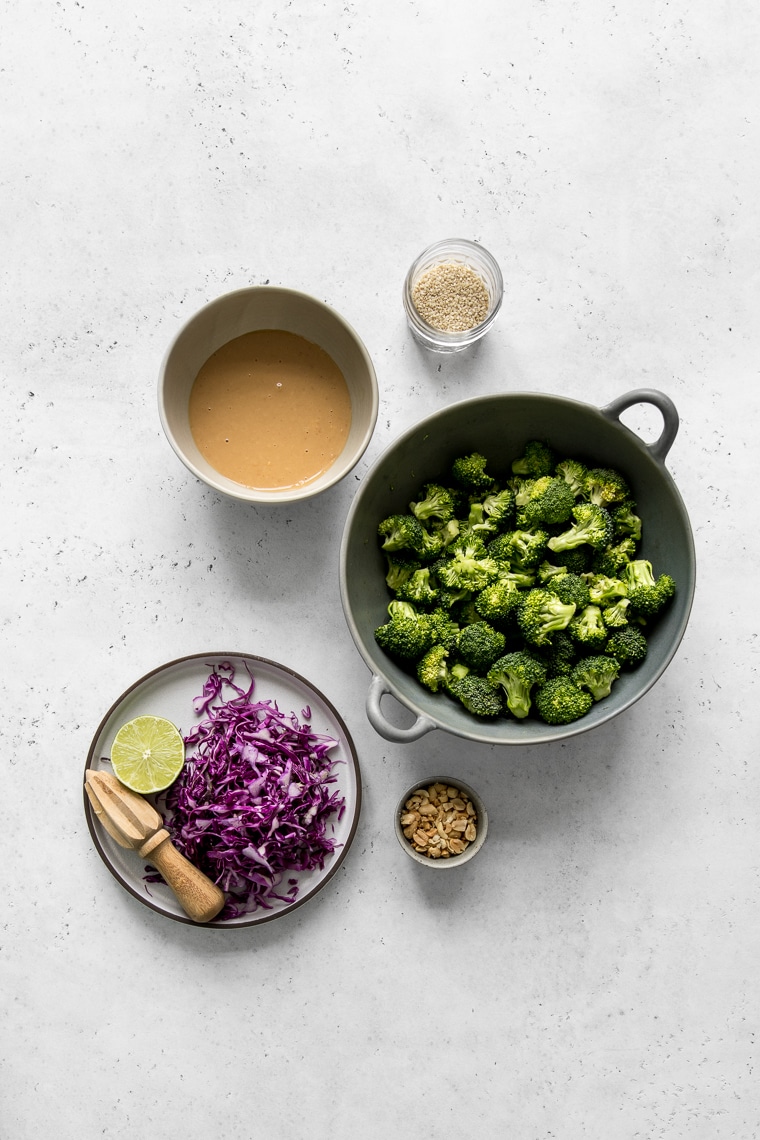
<box><xmin>3</xmin><ymin>2</ymin><xmax>759</xmax><ymax>1136</ymax></box>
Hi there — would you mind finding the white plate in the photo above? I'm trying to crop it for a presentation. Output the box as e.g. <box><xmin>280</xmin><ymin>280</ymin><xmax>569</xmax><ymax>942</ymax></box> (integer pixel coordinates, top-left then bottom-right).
<box><xmin>84</xmin><ymin>652</ymin><xmax>362</xmax><ymax>927</ymax></box>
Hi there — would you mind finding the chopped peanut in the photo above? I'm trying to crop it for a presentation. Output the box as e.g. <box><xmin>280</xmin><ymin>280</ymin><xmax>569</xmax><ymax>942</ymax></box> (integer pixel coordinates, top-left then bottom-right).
<box><xmin>401</xmin><ymin>783</ymin><xmax>478</xmax><ymax>858</ymax></box>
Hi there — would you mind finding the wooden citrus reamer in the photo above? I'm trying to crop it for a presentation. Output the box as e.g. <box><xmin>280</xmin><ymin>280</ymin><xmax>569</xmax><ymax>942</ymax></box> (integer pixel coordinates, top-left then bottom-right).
<box><xmin>85</xmin><ymin>768</ymin><xmax>225</xmax><ymax>923</ymax></box>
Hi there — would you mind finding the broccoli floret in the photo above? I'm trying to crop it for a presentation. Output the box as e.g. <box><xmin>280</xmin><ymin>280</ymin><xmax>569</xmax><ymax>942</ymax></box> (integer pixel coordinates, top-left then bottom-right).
<box><xmin>547</xmin><ymin>503</ymin><xmax>614</xmax><ymax>554</ymax></box>
<box><xmin>436</xmin><ymin>538</ymin><xmax>499</xmax><ymax>592</ymax></box>
<box><xmin>454</xmin><ymin>597</ymin><xmax>484</xmax><ymax>627</ymax></box>
<box><xmin>387</xmin><ymin>600</ymin><xmax>418</xmax><ymax>620</ymax></box>
<box><xmin>537</xmin><ymin>560</ymin><xmax>569</xmax><ymax>584</ymax></box>
<box><xmin>374</xmin><ymin>603</ymin><xmax>435</xmax><ymax>661</ymax></box>
<box><xmin>444</xmin><ymin>661</ymin><xmax>471</xmax><ymax>688</ymax></box>
<box><xmin>486</xmin><ymin>532</ymin><xmax>517</xmax><ymax>564</ymax></box>
<box><xmin>481</xmin><ymin>487</ymin><xmax>516</xmax><ymax>528</ymax></box>
<box><xmin>503</xmin><ymin>568</ymin><xmax>538</xmax><ymax>589</ymax></box>
<box><xmin>378</xmin><ymin>513</ymin><xmax>425</xmax><ymax>553</ymax></box>
<box><xmin>534</xmin><ymin>676</ymin><xmax>593</xmax><ymax>724</ymax></box>
<box><xmin>601</xmin><ymin>597</ymin><xmax>632</xmax><ymax>628</ymax></box>
<box><xmin>456</xmin><ymin>621</ymin><xmax>507</xmax><ymax>672</ymax></box>
<box><xmin>591</xmin><ymin>537</ymin><xmax>638</xmax><ymax>577</ymax></box>
<box><xmin>496</xmin><ymin>529</ymin><xmax>550</xmax><ymax>569</ymax></box>
<box><xmin>378</xmin><ymin>516</ymin><xmax>450</xmax><ymax>563</ymax></box>
<box><xmin>636</xmin><ymin>572</ymin><xmax>675</xmax><ymax>617</ymax></box>
<box><xmin>511</xmin><ymin>440</ymin><xmax>555</xmax><ymax>478</ymax></box>
<box><xmin>517</xmin><ymin>589</ymin><xmax>577</xmax><ymax>647</ymax></box>
<box><xmin>554</xmin><ymin>458</ymin><xmax>589</xmax><ymax>497</ymax></box>
<box><xmin>384</xmin><ymin>552</ymin><xmax>421</xmax><ymax>592</ymax></box>
<box><xmin>620</xmin><ymin>559</ymin><xmax>657</xmax><ymax>591</ymax></box>
<box><xmin>584</xmin><ymin>466</ymin><xmax>630</xmax><ymax>507</ymax></box>
<box><xmin>449</xmin><ymin>532</ymin><xmax>487</xmax><ymax>558</ymax></box>
<box><xmin>567</xmin><ymin>604</ymin><xmax>608</xmax><ymax>648</ymax></box>
<box><xmin>605</xmin><ymin>625</ymin><xmax>648</xmax><ymax>668</ymax></box>
<box><xmin>539</xmin><ymin>628</ymin><xmax>579</xmax><ymax>677</ymax></box>
<box><xmin>426</xmin><ymin>608</ymin><xmax>461</xmax><ymax>652</ymax></box>
<box><xmin>396</xmin><ymin>567</ymin><xmax>438</xmax><ymax>608</ymax></box>
<box><xmin>450</xmin><ymin>452</ymin><xmax>494</xmax><ymax>492</ymax></box>
<box><xmin>487</xmin><ymin>650</ymin><xmax>548</xmax><ymax>719</ymax></box>
<box><xmin>622</xmin><ymin>561</ymin><xmax>676</xmax><ymax>617</ymax></box>
<box><xmin>461</xmin><ymin>490</ymin><xmax>516</xmax><ymax>541</ymax></box>
<box><xmin>416</xmin><ymin>644</ymin><xmax>451</xmax><ymax>693</ymax></box>
<box><xmin>509</xmin><ymin>476</ymin><xmax>539</xmax><ymax>508</ymax></box>
<box><xmin>550</xmin><ymin>572</ymin><xmax>591</xmax><ymax>610</ymax></box>
<box><xmin>445</xmin><ymin>486</ymin><xmax>471</xmax><ymax>517</ymax></box>
<box><xmin>474</xmin><ymin>577</ymin><xmax>522</xmax><ymax>623</ymax></box>
<box><xmin>485</xmin><ymin>535</ymin><xmax>538</xmax><ymax>579</ymax></box>
<box><xmin>611</xmin><ymin>500</ymin><xmax>642</xmax><ymax>542</ymax></box>
<box><xmin>510</xmin><ymin>533</ymin><xmax>553</xmax><ymax>570</ymax></box>
<box><xmin>518</xmin><ymin>476</ymin><xmax>575</xmax><ymax>528</ymax></box>
<box><xmin>446</xmin><ymin>672</ymin><xmax>504</xmax><ymax>718</ymax></box>
<box><xmin>494</xmin><ymin>566</ymin><xmax>537</xmax><ymax>591</ymax></box>
<box><xmin>416</xmin><ymin>527</ymin><xmax>448</xmax><ymax>562</ymax></box>
<box><xmin>552</xmin><ymin>547</ymin><xmax>592</xmax><ymax>574</ymax></box>
<box><xmin>585</xmin><ymin>574</ymin><xmax>628</xmax><ymax>606</ymax></box>
<box><xmin>409</xmin><ymin>483</ymin><xmax>456</xmax><ymax>524</ymax></box>
<box><xmin>435</xmin><ymin>518</ymin><xmax>461</xmax><ymax>547</ymax></box>
<box><xmin>570</xmin><ymin>655</ymin><xmax>621</xmax><ymax>701</ymax></box>
<box><xmin>612</xmin><ymin>537</ymin><xmax>639</xmax><ymax>563</ymax></box>
<box><xmin>463</xmin><ymin>500</ymin><xmax>500</xmax><ymax>538</ymax></box>
<box><xmin>514</xmin><ymin>475</ymin><xmax>552</xmax><ymax>521</ymax></box>
<box><xmin>435</xmin><ymin>584</ymin><xmax>472</xmax><ymax>612</ymax></box>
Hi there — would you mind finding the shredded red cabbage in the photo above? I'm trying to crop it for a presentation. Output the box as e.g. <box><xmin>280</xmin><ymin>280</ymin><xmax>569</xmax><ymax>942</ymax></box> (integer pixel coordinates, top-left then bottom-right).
<box><xmin>152</xmin><ymin>661</ymin><xmax>346</xmax><ymax>919</ymax></box>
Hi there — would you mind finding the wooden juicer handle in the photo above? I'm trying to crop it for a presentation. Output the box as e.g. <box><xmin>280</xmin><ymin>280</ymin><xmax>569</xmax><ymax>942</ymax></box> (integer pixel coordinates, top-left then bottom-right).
<box><xmin>138</xmin><ymin>829</ymin><xmax>225</xmax><ymax>923</ymax></box>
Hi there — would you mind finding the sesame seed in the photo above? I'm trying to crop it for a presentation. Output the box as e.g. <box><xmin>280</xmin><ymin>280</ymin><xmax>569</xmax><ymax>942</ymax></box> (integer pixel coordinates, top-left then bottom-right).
<box><xmin>411</xmin><ymin>261</ymin><xmax>490</xmax><ymax>333</ymax></box>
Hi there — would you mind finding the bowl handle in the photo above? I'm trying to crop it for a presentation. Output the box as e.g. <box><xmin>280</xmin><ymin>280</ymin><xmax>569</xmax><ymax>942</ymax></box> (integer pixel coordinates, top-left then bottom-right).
<box><xmin>366</xmin><ymin>675</ymin><xmax>437</xmax><ymax>742</ymax></box>
<box><xmin>599</xmin><ymin>388</ymin><xmax>679</xmax><ymax>463</ymax></box>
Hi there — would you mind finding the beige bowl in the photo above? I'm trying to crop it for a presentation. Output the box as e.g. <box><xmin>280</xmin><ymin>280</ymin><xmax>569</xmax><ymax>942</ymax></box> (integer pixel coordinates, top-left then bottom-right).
<box><xmin>158</xmin><ymin>286</ymin><xmax>379</xmax><ymax>503</ymax></box>
<box><xmin>394</xmin><ymin>776</ymin><xmax>488</xmax><ymax>868</ymax></box>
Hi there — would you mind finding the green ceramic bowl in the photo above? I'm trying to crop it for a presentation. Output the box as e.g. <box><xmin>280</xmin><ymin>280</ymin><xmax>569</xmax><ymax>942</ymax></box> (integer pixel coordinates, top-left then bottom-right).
<box><xmin>339</xmin><ymin>390</ymin><xmax>696</xmax><ymax>745</ymax></box>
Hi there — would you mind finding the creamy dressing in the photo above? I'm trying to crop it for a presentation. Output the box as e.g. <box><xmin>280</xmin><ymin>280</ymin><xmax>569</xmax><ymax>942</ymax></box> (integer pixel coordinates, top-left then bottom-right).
<box><xmin>188</xmin><ymin>329</ymin><xmax>352</xmax><ymax>490</ymax></box>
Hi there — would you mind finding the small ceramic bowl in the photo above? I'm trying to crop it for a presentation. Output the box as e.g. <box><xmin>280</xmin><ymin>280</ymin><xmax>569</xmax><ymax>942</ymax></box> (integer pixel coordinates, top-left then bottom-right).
<box><xmin>394</xmin><ymin>776</ymin><xmax>488</xmax><ymax>868</ymax></box>
<box><xmin>402</xmin><ymin>238</ymin><xmax>503</xmax><ymax>353</ymax></box>
<box><xmin>158</xmin><ymin>286</ymin><xmax>378</xmax><ymax>504</ymax></box>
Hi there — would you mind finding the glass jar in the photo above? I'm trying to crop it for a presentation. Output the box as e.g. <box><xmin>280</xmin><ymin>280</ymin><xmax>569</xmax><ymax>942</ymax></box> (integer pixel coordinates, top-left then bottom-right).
<box><xmin>403</xmin><ymin>238</ymin><xmax>503</xmax><ymax>353</ymax></box>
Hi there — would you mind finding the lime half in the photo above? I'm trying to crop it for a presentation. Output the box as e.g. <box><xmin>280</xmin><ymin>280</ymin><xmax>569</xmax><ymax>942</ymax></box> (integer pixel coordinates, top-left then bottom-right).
<box><xmin>110</xmin><ymin>715</ymin><xmax>185</xmax><ymax>794</ymax></box>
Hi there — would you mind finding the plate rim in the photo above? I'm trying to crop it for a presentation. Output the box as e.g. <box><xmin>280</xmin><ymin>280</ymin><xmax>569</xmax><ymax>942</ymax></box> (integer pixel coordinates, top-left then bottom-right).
<box><xmin>83</xmin><ymin>651</ymin><xmax>362</xmax><ymax>928</ymax></box>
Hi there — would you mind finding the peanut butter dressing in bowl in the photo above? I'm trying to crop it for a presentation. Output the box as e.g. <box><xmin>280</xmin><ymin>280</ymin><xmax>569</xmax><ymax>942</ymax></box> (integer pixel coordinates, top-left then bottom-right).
<box><xmin>159</xmin><ymin>287</ymin><xmax>378</xmax><ymax>504</ymax></box>
<box><xmin>189</xmin><ymin>329</ymin><xmax>352</xmax><ymax>491</ymax></box>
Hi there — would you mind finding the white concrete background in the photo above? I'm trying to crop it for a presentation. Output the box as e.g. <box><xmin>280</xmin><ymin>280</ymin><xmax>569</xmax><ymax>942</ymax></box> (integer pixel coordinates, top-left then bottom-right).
<box><xmin>3</xmin><ymin>1</ymin><xmax>759</xmax><ymax>1136</ymax></box>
